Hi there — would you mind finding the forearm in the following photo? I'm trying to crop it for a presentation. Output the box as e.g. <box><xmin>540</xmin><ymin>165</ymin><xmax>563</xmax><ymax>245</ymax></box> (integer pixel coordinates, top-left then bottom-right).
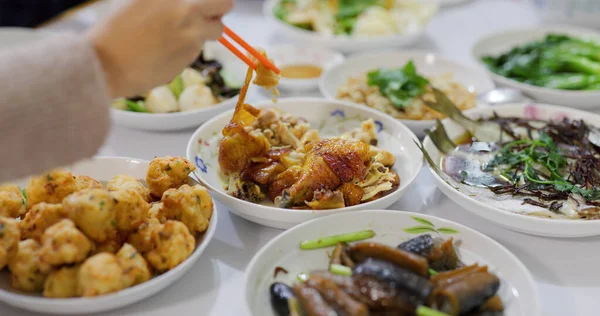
<box><xmin>0</xmin><ymin>33</ymin><xmax>110</xmax><ymax>182</ymax></box>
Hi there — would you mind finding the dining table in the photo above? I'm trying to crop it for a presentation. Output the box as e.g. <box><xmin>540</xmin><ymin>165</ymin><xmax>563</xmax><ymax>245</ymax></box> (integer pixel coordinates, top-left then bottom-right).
<box><xmin>2</xmin><ymin>0</ymin><xmax>599</xmax><ymax>315</ymax></box>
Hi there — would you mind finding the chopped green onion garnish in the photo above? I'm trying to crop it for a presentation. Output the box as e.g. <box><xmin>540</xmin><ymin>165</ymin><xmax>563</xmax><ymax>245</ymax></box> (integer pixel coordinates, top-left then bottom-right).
<box><xmin>330</xmin><ymin>264</ymin><xmax>352</xmax><ymax>276</ymax></box>
<box><xmin>299</xmin><ymin>230</ymin><xmax>375</xmax><ymax>250</ymax></box>
<box><xmin>429</xmin><ymin>268</ymin><xmax>438</xmax><ymax>276</ymax></box>
<box><xmin>416</xmin><ymin>306</ymin><xmax>450</xmax><ymax>316</ymax></box>
<box><xmin>297</xmin><ymin>272</ymin><xmax>309</xmax><ymax>282</ymax></box>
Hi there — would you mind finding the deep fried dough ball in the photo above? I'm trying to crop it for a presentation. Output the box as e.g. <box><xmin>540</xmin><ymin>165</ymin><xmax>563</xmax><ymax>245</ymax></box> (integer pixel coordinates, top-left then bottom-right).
<box><xmin>63</xmin><ymin>189</ymin><xmax>117</xmax><ymax>243</ymax></box>
<box><xmin>162</xmin><ymin>184</ymin><xmax>213</xmax><ymax>234</ymax></box>
<box><xmin>0</xmin><ymin>184</ymin><xmax>26</xmax><ymax>218</ymax></box>
<box><xmin>147</xmin><ymin>202</ymin><xmax>167</xmax><ymax>223</ymax></box>
<box><xmin>74</xmin><ymin>175</ymin><xmax>103</xmax><ymax>191</ymax></box>
<box><xmin>0</xmin><ymin>217</ymin><xmax>19</xmax><ymax>270</ymax></box>
<box><xmin>146</xmin><ymin>156</ymin><xmax>195</xmax><ymax>198</ymax></box>
<box><xmin>78</xmin><ymin>253</ymin><xmax>124</xmax><ymax>297</ymax></box>
<box><xmin>116</xmin><ymin>243</ymin><xmax>151</xmax><ymax>288</ymax></box>
<box><xmin>25</xmin><ymin>169</ymin><xmax>77</xmax><ymax>209</ymax></box>
<box><xmin>9</xmin><ymin>239</ymin><xmax>50</xmax><ymax>292</ymax></box>
<box><xmin>39</xmin><ymin>219</ymin><xmax>93</xmax><ymax>266</ymax></box>
<box><xmin>145</xmin><ymin>220</ymin><xmax>195</xmax><ymax>272</ymax></box>
<box><xmin>20</xmin><ymin>203</ymin><xmax>67</xmax><ymax>241</ymax></box>
<box><xmin>111</xmin><ymin>190</ymin><xmax>148</xmax><ymax>233</ymax></box>
<box><xmin>43</xmin><ymin>266</ymin><xmax>80</xmax><ymax>298</ymax></box>
<box><xmin>127</xmin><ymin>218</ymin><xmax>161</xmax><ymax>254</ymax></box>
<box><xmin>107</xmin><ymin>175</ymin><xmax>151</xmax><ymax>202</ymax></box>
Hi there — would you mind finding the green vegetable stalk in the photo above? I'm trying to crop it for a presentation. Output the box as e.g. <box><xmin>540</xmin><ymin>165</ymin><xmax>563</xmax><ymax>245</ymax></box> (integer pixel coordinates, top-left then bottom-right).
<box><xmin>299</xmin><ymin>230</ymin><xmax>375</xmax><ymax>250</ymax></box>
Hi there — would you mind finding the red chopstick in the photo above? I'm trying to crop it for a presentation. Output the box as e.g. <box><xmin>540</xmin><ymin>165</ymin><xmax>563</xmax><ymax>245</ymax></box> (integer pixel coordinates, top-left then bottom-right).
<box><xmin>219</xmin><ymin>26</ymin><xmax>281</xmax><ymax>74</ymax></box>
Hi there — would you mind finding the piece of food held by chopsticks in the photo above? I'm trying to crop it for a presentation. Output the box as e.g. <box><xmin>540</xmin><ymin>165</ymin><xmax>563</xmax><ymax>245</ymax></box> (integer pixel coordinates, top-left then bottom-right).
<box><xmin>217</xmin><ymin>47</ymin><xmax>400</xmax><ymax>210</ymax></box>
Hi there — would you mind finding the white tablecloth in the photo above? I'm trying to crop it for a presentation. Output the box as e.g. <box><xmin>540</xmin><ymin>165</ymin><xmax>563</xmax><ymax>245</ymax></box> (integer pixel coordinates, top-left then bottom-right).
<box><xmin>2</xmin><ymin>0</ymin><xmax>598</xmax><ymax>315</ymax></box>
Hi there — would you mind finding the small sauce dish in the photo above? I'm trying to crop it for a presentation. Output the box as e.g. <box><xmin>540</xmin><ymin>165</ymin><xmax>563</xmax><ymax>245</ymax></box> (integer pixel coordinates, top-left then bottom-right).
<box><xmin>267</xmin><ymin>45</ymin><xmax>345</xmax><ymax>92</ymax></box>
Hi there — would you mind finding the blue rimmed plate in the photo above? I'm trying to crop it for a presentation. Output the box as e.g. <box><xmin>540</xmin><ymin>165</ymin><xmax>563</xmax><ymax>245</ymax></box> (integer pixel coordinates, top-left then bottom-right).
<box><xmin>186</xmin><ymin>98</ymin><xmax>423</xmax><ymax>229</ymax></box>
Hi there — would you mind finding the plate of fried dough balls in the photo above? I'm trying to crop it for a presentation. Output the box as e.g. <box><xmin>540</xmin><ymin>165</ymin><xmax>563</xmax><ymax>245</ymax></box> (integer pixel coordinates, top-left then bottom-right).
<box><xmin>0</xmin><ymin>156</ymin><xmax>217</xmax><ymax>314</ymax></box>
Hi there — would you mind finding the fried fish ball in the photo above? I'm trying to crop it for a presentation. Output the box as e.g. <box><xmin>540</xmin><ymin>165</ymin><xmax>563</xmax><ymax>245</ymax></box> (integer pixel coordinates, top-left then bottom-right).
<box><xmin>127</xmin><ymin>218</ymin><xmax>161</xmax><ymax>253</ymax></box>
<box><xmin>110</xmin><ymin>190</ymin><xmax>149</xmax><ymax>233</ymax></box>
<box><xmin>43</xmin><ymin>266</ymin><xmax>80</xmax><ymax>298</ymax></box>
<box><xmin>39</xmin><ymin>219</ymin><xmax>93</xmax><ymax>267</ymax></box>
<box><xmin>78</xmin><ymin>253</ymin><xmax>124</xmax><ymax>297</ymax></box>
<box><xmin>145</xmin><ymin>221</ymin><xmax>195</xmax><ymax>272</ymax></box>
<box><xmin>9</xmin><ymin>239</ymin><xmax>50</xmax><ymax>292</ymax></box>
<box><xmin>0</xmin><ymin>217</ymin><xmax>19</xmax><ymax>270</ymax></box>
<box><xmin>162</xmin><ymin>184</ymin><xmax>213</xmax><ymax>234</ymax></box>
<box><xmin>106</xmin><ymin>175</ymin><xmax>151</xmax><ymax>202</ymax></box>
<box><xmin>20</xmin><ymin>203</ymin><xmax>67</xmax><ymax>241</ymax></box>
<box><xmin>74</xmin><ymin>175</ymin><xmax>103</xmax><ymax>191</ymax></box>
<box><xmin>63</xmin><ymin>189</ymin><xmax>117</xmax><ymax>243</ymax></box>
<box><xmin>146</xmin><ymin>156</ymin><xmax>195</xmax><ymax>198</ymax></box>
<box><xmin>26</xmin><ymin>169</ymin><xmax>78</xmax><ymax>209</ymax></box>
<box><xmin>147</xmin><ymin>202</ymin><xmax>167</xmax><ymax>223</ymax></box>
<box><xmin>0</xmin><ymin>184</ymin><xmax>26</xmax><ymax>218</ymax></box>
<box><xmin>116</xmin><ymin>243</ymin><xmax>151</xmax><ymax>288</ymax></box>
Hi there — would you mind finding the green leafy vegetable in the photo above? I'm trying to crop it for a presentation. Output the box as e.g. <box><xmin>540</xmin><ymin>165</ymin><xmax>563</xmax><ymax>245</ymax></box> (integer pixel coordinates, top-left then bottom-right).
<box><xmin>410</xmin><ymin>216</ymin><xmax>435</xmax><ymax>227</ymax></box>
<box><xmin>299</xmin><ymin>230</ymin><xmax>375</xmax><ymax>250</ymax></box>
<box><xmin>403</xmin><ymin>226</ymin><xmax>438</xmax><ymax>234</ymax></box>
<box><xmin>367</xmin><ymin>61</ymin><xmax>430</xmax><ymax>109</ymax></box>
<box><xmin>125</xmin><ymin>100</ymin><xmax>149</xmax><ymax>113</ymax></box>
<box><xmin>482</xmin><ymin>33</ymin><xmax>600</xmax><ymax>90</ymax></box>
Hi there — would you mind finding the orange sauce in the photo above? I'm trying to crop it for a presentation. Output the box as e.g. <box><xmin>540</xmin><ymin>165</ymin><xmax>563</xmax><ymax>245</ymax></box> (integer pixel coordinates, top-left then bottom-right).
<box><xmin>280</xmin><ymin>64</ymin><xmax>323</xmax><ymax>79</ymax></box>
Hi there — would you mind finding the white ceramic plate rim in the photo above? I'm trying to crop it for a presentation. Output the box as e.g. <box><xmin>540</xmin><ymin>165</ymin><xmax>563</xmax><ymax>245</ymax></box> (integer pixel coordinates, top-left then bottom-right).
<box><xmin>243</xmin><ymin>209</ymin><xmax>541</xmax><ymax>316</ymax></box>
<box><xmin>319</xmin><ymin>50</ymin><xmax>495</xmax><ymax>126</ymax></box>
<box><xmin>186</xmin><ymin>97</ymin><xmax>423</xmax><ymax>216</ymax></box>
<box><xmin>423</xmin><ymin>103</ymin><xmax>600</xmax><ymax>229</ymax></box>
<box><xmin>0</xmin><ymin>157</ymin><xmax>218</xmax><ymax>308</ymax></box>
<box><xmin>472</xmin><ymin>24</ymin><xmax>600</xmax><ymax>96</ymax></box>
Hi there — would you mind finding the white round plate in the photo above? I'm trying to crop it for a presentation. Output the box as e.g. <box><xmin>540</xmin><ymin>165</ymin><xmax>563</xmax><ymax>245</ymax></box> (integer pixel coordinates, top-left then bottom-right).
<box><xmin>319</xmin><ymin>51</ymin><xmax>495</xmax><ymax>137</ymax></box>
<box><xmin>472</xmin><ymin>25</ymin><xmax>600</xmax><ymax>111</ymax></box>
<box><xmin>0</xmin><ymin>157</ymin><xmax>218</xmax><ymax>314</ymax></box>
<box><xmin>423</xmin><ymin>103</ymin><xmax>600</xmax><ymax>237</ymax></box>
<box><xmin>263</xmin><ymin>0</ymin><xmax>439</xmax><ymax>54</ymax></box>
<box><xmin>244</xmin><ymin>210</ymin><xmax>541</xmax><ymax>316</ymax></box>
<box><xmin>0</xmin><ymin>27</ymin><xmax>47</xmax><ymax>50</ymax></box>
<box><xmin>186</xmin><ymin>98</ymin><xmax>423</xmax><ymax>229</ymax></box>
<box><xmin>110</xmin><ymin>42</ymin><xmax>247</xmax><ymax>131</ymax></box>
<box><xmin>266</xmin><ymin>44</ymin><xmax>344</xmax><ymax>92</ymax></box>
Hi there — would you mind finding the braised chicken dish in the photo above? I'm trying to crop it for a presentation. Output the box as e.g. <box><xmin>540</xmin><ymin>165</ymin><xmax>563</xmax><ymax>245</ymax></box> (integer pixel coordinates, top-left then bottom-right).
<box><xmin>218</xmin><ymin>61</ymin><xmax>400</xmax><ymax>210</ymax></box>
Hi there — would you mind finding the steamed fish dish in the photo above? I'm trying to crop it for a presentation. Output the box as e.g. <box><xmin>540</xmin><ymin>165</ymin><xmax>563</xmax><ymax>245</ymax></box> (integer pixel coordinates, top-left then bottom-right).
<box><xmin>269</xmin><ymin>232</ymin><xmax>504</xmax><ymax>316</ymax></box>
<box><xmin>112</xmin><ymin>53</ymin><xmax>241</xmax><ymax>114</ymax></box>
<box><xmin>218</xmin><ymin>55</ymin><xmax>399</xmax><ymax>210</ymax></box>
<box><xmin>337</xmin><ymin>61</ymin><xmax>476</xmax><ymax>121</ymax></box>
<box><xmin>273</xmin><ymin>0</ymin><xmax>437</xmax><ymax>37</ymax></box>
<box><xmin>423</xmin><ymin>90</ymin><xmax>600</xmax><ymax>220</ymax></box>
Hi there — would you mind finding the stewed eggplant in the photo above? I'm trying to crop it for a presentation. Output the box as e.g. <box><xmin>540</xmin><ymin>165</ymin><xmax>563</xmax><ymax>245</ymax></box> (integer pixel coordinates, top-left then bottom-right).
<box><xmin>270</xmin><ymin>283</ymin><xmax>298</xmax><ymax>316</ymax></box>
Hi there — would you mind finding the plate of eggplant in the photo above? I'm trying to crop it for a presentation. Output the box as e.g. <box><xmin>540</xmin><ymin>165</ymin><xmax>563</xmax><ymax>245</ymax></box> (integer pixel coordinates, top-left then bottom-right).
<box><xmin>244</xmin><ymin>210</ymin><xmax>540</xmax><ymax>316</ymax></box>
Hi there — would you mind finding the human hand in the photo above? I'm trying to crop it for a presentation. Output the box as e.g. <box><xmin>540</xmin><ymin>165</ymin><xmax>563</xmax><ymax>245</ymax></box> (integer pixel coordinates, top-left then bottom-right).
<box><xmin>86</xmin><ymin>0</ymin><xmax>234</xmax><ymax>98</ymax></box>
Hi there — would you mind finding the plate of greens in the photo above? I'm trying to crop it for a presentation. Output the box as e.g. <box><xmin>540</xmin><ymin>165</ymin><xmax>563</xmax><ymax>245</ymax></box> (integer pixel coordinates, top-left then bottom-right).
<box><xmin>473</xmin><ymin>25</ymin><xmax>600</xmax><ymax>110</ymax></box>
<box><xmin>320</xmin><ymin>51</ymin><xmax>494</xmax><ymax>137</ymax></box>
<box><xmin>421</xmin><ymin>98</ymin><xmax>600</xmax><ymax>237</ymax></box>
<box><xmin>263</xmin><ymin>0</ymin><xmax>439</xmax><ymax>54</ymax></box>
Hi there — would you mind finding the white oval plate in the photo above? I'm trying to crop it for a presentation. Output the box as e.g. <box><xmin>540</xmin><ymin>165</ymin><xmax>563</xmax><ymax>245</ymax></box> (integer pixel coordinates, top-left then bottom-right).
<box><xmin>263</xmin><ymin>0</ymin><xmax>439</xmax><ymax>54</ymax></box>
<box><xmin>320</xmin><ymin>51</ymin><xmax>495</xmax><ymax>137</ymax></box>
<box><xmin>0</xmin><ymin>157</ymin><xmax>218</xmax><ymax>314</ymax></box>
<box><xmin>110</xmin><ymin>42</ymin><xmax>246</xmax><ymax>131</ymax></box>
<box><xmin>186</xmin><ymin>98</ymin><xmax>423</xmax><ymax>229</ymax></box>
<box><xmin>267</xmin><ymin>44</ymin><xmax>344</xmax><ymax>92</ymax></box>
<box><xmin>244</xmin><ymin>210</ymin><xmax>541</xmax><ymax>316</ymax></box>
<box><xmin>423</xmin><ymin>103</ymin><xmax>600</xmax><ymax>237</ymax></box>
<box><xmin>472</xmin><ymin>25</ymin><xmax>600</xmax><ymax>111</ymax></box>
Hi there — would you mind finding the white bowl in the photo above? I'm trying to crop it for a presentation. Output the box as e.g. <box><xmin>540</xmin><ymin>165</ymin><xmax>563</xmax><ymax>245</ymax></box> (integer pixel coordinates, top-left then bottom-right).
<box><xmin>110</xmin><ymin>42</ymin><xmax>247</xmax><ymax>131</ymax></box>
<box><xmin>423</xmin><ymin>103</ymin><xmax>600</xmax><ymax>237</ymax></box>
<box><xmin>267</xmin><ymin>44</ymin><xmax>344</xmax><ymax>92</ymax></box>
<box><xmin>472</xmin><ymin>25</ymin><xmax>600</xmax><ymax>111</ymax></box>
<box><xmin>319</xmin><ymin>51</ymin><xmax>495</xmax><ymax>137</ymax></box>
<box><xmin>244</xmin><ymin>210</ymin><xmax>541</xmax><ymax>316</ymax></box>
<box><xmin>263</xmin><ymin>0</ymin><xmax>439</xmax><ymax>54</ymax></box>
<box><xmin>0</xmin><ymin>157</ymin><xmax>218</xmax><ymax>314</ymax></box>
<box><xmin>186</xmin><ymin>98</ymin><xmax>423</xmax><ymax>229</ymax></box>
